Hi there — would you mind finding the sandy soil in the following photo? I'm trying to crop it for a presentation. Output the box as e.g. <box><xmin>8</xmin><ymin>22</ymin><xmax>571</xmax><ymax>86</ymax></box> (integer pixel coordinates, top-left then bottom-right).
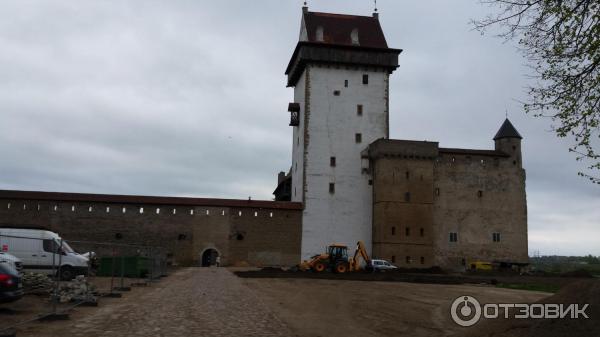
<box><xmin>461</xmin><ymin>279</ymin><xmax>599</xmax><ymax>337</ymax></box>
<box><xmin>2</xmin><ymin>269</ymin><xmax>564</xmax><ymax>337</ymax></box>
<box><xmin>241</xmin><ymin>278</ymin><xmax>551</xmax><ymax>337</ymax></box>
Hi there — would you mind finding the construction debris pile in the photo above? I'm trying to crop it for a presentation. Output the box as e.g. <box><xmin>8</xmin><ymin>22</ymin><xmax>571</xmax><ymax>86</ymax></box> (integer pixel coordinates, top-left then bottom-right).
<box><xmin>22</xmin><ymin>272</ymin><xmax>54</xmax><ymax>292</ymax></box>
<box><xmin>53</xmin><ymin>275</ymin><xmax>98</xmax><ymax>303</ymax></box>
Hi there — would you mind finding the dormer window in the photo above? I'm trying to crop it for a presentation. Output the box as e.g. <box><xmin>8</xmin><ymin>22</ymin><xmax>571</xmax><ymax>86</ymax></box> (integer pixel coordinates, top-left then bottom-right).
<box><xmin>316</xmin><ymin>26</ymin><xmax>324</xmax><ymax>42</ymax></box>
<box><xmin>350</xmin><ymin>28</ymin><xmax>359</xmax><ymax>45</ymax></box>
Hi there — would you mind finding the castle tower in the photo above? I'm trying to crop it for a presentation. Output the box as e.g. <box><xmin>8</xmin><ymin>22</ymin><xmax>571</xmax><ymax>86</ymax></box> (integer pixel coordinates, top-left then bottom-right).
<box><xmin>494</xmin><ymin>118</ymin><xmax>523</xmax><ymax>168</ymax></box>
<box><xmin>285</xmin><ymin>7</ymin><xmax>401</xmax><ymax>259</ymax></box>
<box><xmin>493</xmin><ymin>118</ymin><xmax>528</xmax><ymax>264</ymax></box>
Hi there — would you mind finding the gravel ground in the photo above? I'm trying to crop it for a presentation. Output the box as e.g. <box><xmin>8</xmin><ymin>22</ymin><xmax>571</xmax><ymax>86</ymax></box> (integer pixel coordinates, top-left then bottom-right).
<box><xmin>12</xmin><ymin>268</ymin><xmax>291</xmax><ymax>337</ymax></box>
<box><xmin>3</xmin><ymin>268</ymin><xmax>564</xmax><ymax>337</ymax></box>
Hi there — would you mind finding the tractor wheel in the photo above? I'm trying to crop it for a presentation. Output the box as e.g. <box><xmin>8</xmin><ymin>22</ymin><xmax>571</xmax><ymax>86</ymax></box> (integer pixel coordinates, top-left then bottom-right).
<box><xmin>334</xmin><ymin>262</ymin><xmax>349</xmax><ymax>274</ymax></box>
<box><xmin>312</xmin><ymin>261</ymin><xmax>326</xmax><ymax>273</ymax></box>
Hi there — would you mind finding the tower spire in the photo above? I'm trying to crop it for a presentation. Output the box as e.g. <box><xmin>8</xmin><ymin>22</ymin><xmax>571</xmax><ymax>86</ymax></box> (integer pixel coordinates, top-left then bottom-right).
<box><xmin>373</xmin><ymin>0</ymin><xmax>379</xmax><ymax>18</ymax></box>
<box><xmin>302</xmin><ymin>1</ymin><xmax>308</xmax><ymax>13</ymax></box>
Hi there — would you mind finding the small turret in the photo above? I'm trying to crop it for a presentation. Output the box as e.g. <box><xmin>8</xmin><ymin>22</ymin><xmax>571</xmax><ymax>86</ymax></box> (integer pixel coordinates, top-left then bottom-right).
<box><xmin>494</xmin><ymin>118</ymin><xmax>523</xmax><ymax>167</ymax></box>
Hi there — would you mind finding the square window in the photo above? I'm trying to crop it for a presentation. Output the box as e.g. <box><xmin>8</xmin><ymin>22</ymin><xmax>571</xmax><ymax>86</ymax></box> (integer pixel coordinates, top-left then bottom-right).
<box><xmin>404</xmin><ymin>192</ymin><xmax>411</xmax><ymax>202</ymax></box>
<box><xmin>391</xmin><ymin>226</ymin><xmax>396</xmax><ymax>235</ymax></box>
<box><xmin>420</xmin><ymin>256</ymin><xmax>425</xmax><ymax>264</ymax></box>
<box><xmin>405</xmin><ymin>256</ymin><xmax>411</xmax><ymax>264</ymax></box>
<box><xmin>344</xmin><ymin>80</ymin><xmax>348</xmax><ymax>87</ymax></box>
<box><xmin>330</xmin><ymin>157</ymin><xmax>336</xmax><ymax>167</ymax></box>
<box><xmin>391</xmin><ymin>255</ymin><xmax>396</xmax><ymax>263</ymax></box>
<box><xmin>333</xmin><ymin>90</ymin><xmax>340</xmax><ymax>96</ymax></box>
<box><xmin>405</xmin><ymin>227</ymin><xmax>410</xmax><ymax>236</ymax></box>
<box><xmin>362</xmin><ymin>74</ymin><xmax>369</xmax><ymax>84</ymax></box>
<box><xmin>355</xmin><ymin>133</ymin><xmax>362</xmax><ymax>143</ymax></box>
<box><xmin>420</xmin><ymin>228</ymin><xmax>424</xmax><ymax>237</ymax></box>
<box><xmin>329</xmin><ymin>183</ymin><xmax>335</xmax><ymax>194</ymax></box>
<box><xmin>357</xmin><ymin>104</ymin><xmax>363</xmax><ymax>116</ymax></box>
<box><xmin>493</xmin><ymin>232</ymin><xmax>501</xmax><ymax>242</ymax></box>
<box><xmin>449</xmin><ymin>232</ymin><xmax>458</xmax><ymax>242</ymax></box>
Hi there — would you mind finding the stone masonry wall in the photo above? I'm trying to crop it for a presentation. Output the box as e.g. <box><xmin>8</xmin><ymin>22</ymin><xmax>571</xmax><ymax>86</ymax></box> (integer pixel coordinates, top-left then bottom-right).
<box><xmin>433</xmin><ymin>150</ymin><xmax>528</xmax><ymax>270</ymax></box>
<box><xmin>370</xmin><ymin>138</ymin><xmax>528</xmax><ymax>270</ymax></box>
<box><xmin>0</xmin><ymin>197</ymin><xmax>302</xmax><ymax>267</ymax></box>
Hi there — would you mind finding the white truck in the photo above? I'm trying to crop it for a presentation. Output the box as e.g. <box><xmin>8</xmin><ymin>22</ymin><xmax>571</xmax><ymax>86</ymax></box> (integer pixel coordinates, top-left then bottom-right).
<box><xmin>0</xmin><ymin>228</ymin><xmax>88</xmax><ymax>280</ymax></box>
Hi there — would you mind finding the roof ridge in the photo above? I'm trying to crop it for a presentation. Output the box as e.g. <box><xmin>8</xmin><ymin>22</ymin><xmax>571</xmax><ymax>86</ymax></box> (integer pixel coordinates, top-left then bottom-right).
<box><xmin>0</xmin><ymin>189</ymin><xmax>303</xmax><ymax>210</ymax></box>
<box><xmin>307</xmin><ymin>11</ymin><xmax>378</xmax><ymax>19</ymax></box>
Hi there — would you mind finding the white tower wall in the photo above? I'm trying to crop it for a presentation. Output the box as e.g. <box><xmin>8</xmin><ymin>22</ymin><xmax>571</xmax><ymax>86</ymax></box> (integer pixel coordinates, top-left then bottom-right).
<box><xmin>292</xmin><ymin>65</ymin><xmax>389</xmax><ymax>259</ymax></box>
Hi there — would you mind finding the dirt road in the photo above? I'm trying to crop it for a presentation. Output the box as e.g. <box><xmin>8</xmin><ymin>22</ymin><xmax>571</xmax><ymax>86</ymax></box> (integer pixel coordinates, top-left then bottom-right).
<box><xmin>9</xmin><ymin>268</ymin><xmax>552</xmax><ymax>337</ymax></box>
<box><xmin>241</xmin><ymin>277</ymin><xmax>550</xmax><ymax>337</ymax></box>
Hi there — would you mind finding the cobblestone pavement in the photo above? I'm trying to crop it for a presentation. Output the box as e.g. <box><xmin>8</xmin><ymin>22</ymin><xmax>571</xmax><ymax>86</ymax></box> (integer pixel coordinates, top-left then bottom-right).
<box><xmin>25</xmin><ymin>268</ymin><xmax>292</xmax><ymax>337</ymax></box>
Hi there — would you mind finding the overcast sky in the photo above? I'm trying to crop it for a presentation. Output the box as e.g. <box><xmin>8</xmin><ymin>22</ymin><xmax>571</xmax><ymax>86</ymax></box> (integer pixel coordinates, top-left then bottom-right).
<box><xmin>0</xmin><ymin>1</ymin><xmax>598</xmax><ymax>256</ymax></box>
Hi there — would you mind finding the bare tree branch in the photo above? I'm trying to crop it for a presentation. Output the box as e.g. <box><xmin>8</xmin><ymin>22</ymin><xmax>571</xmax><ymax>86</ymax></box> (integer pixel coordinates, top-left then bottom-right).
<box><xmin>474</xmin><ymin>0</ymin><xmax>600</xmax><ymax>184</ymax></box>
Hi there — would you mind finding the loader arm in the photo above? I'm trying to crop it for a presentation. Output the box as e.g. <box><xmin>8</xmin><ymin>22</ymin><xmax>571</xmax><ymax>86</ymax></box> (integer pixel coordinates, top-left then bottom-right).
<box><xmin>350</xmin><ymin>241</ymin><xmax>371</xmax><ymax>271</ymax></box>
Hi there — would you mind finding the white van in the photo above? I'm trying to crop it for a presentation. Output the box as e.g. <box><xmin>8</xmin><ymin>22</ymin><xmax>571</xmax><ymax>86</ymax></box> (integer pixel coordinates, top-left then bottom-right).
<box><xmin>0</xmin><ymin>228</ymin><xmax>88</xmax><ymax>280</ymax></box>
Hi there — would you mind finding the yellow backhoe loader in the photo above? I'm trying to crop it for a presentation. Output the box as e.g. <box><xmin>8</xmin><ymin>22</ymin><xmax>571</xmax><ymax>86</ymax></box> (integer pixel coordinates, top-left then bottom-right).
<box><xmin>298</xmin><ymin>241</ymin><xmax>372</xmax><ymax>273</ymax></box>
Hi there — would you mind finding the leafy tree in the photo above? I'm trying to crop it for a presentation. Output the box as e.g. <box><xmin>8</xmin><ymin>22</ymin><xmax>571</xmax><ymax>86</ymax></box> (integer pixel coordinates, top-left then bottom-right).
<box><xmin>474</xmin><ymin>0</ymin><xmax>600</xmax><ymax>184</ymax></box>
<box><xmin>582</xmin><ymin>254</ymin><xmax>600</xmax><ymax>264</ymax></box>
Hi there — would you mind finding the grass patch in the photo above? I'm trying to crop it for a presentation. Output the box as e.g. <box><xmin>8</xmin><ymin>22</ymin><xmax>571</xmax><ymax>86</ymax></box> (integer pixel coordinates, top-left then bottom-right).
<box><xmin>497</xmin><ymin>283</ymin><xmax>560</xmax><ymax>293</ymax></box>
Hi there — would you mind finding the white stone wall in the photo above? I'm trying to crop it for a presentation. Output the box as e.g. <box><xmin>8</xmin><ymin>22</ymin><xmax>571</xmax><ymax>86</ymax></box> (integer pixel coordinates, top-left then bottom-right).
<box><xmin>292</xmin><ymin>65</ymin><xmax>389</xmax><ymax>259</ymax></box>
<box><xmin>291</xmin><ymin>70</ymin><xmax>306</xmax><ymax>204</ymax></box>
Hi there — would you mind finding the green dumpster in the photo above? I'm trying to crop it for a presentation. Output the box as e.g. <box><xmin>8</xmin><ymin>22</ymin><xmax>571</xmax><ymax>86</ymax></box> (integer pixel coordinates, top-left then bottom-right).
<box><xmin>97</xmin><ymin>256</ymin><xmax>150</xmax><ymax>278</ymax></box>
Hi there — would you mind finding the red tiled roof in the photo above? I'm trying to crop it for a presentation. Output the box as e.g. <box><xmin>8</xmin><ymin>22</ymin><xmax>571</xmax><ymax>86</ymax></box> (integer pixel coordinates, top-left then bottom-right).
<box><xmin>0</xmin><ymin>190</ymin><xmax>303</xmax><ymax>210</ymax></box>
<box><xmin>303</xmin><ymin>11</ymin><xmax>388</xmax><ymax>48</ymax></box>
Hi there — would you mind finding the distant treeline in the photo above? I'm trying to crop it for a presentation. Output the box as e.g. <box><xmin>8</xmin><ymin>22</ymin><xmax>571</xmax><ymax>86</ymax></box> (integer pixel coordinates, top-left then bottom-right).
<box><xmin>530</xmin><ymin>255</ymin><xmax>600</xmax><ymax>276</ymax></box>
